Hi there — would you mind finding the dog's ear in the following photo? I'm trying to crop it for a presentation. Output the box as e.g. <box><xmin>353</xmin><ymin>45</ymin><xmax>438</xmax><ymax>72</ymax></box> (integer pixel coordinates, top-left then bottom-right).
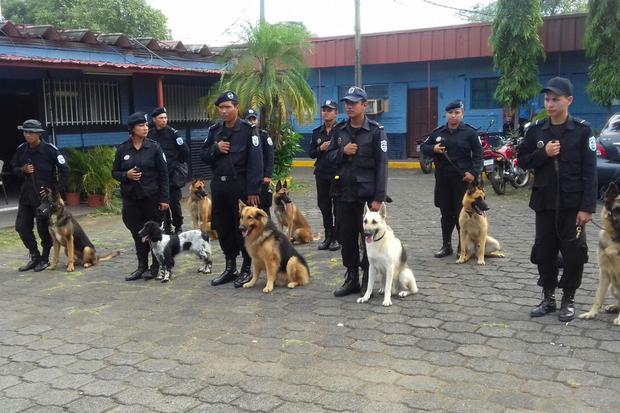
<box><xmin>476</xmin><ymin>174</ymin><xmax>483</xmax><ymax>190</ymax></box>
<box><xmin>276</xmin><ymin>180</ymin><xmax>282</xmax><ymax>191</ymax></box>
<box><xmin>605</xmin><ymin>183</ymin><xmax>619</xmax><ymax>211</ymax></box>
<box><xmin>379</xmin><ymin>202</ymin><xmax>386</xmax><ymax>219</ymax></box>
<box><xmin>254</xmin><ymin>209</ymin><xmax>268</xmax><ymax>222</ymax></box>
<box><xmin>467</xmin><ymin>182</ymin><xmax>476</xmax><ymax>195</ymax></box>
<box><xmin>238</xmin><ymin>200</ymin><xmax>248</xmax><ymax>213</ymax></box>
<box><xmin>283</xmin><ymin>180</ymin><xmax>288</xmax><ymax>189</ymax></box>
<box><xmin>364</xmin><ymin>203</ymin><xmax>370</xmax><ymax>216</ymax></box>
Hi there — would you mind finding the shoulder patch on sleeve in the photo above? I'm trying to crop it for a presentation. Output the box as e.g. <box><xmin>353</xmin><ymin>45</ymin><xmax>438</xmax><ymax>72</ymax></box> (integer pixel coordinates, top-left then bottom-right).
<box><xmin>380</xmin><ymin>140</ymin><xmax>388</xmax><ymax>152</ymax></box>
<box><xmin>588</xmin><ymin>136</ymin><xmax>596</xmax><ymax>152</ymax></box>
<box><xmin>267</xmin><ymin>137</ymin><xmax>273</xmax><ymax>146</ymax></box>
<box><xmin>176</xmin><ymin>137</ymin><xmax>184</xmax><ymax>146</ymax></box>
<box><xmin>57</xmin><ymin>154</ymin><xmax>66</xmax><ymax>164</ymax></box>
<box><xmin>252</xmin><ymin>135</ymin><xmax>260</xmax><ymax>147</ymax></box>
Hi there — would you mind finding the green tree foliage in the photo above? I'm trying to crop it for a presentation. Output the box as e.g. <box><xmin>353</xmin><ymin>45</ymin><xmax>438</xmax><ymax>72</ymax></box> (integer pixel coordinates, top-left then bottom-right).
<box><xmin>2</xmin><ymin>0</ymin><xmax>170</xmax><ymax>39</ymax></box>
<box><xmin>206</xmin><ymin>21</ymin><xmax>316</xmax><ymax>148</ymax></box>
<box><xmin>584</xmin><ymin>0</ymin><xmax>620</xmax><ymax>117</ymax></box>
<box><xmin>490</xmin><ymin>0</ymin><xmax>545</xmax><ymax>129</ymax></box>
<box><xmin>459</xmin><ymin>0</ymin><xmax>587</xmax><ymax>22</ymax></box>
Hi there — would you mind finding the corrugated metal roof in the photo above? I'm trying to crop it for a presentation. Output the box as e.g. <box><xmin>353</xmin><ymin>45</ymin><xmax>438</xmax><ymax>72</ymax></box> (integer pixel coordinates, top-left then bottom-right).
<box><xmin>307</xmin><ymin>13</ymin><xmax>586</xmax><ymax>68</ymax></box>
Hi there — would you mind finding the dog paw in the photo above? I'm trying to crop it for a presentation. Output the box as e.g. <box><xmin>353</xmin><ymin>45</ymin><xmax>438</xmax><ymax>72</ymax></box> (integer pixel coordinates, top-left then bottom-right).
<box><xmin>378</xmin><ymin>288</ymin><xmax>384</xmax><ymax>294</ymax></box>
<box><xmin>604</xmin><ymin>304</ymin><xmax>620</xmax><ymax>314</ymax></box>
<box><xmin>262</xmin><ymin>286</ymin><xmax>273</xmax><ymax>293</ymax></box>
<box><xmin>48</xmin><ymin>265</ymin><xmax>56</xmax><ymax>271</ymax></box>
<box><xmin>477</xmin><ymin>259</ymin><xmax>485</xmax><ymax>265</ymax></box>
<box><xmin>161</xmin><ymin>278</ymin><xmax>169</xmax><ymax>283</ymax></box>
<box><xmin>66</xmin><ymin>264</ymin><xmax>75</xmax><ymax>272</ymax></box>
<box><xmin>456</xmin><ymin>257</ymin><xmax>466</xmax><ymax>264</ymax></box>
<box><xmin>357</xmin><ymin>296</ymin><xmax>369</xmax><ymax>304</ymax></box>
<box><xmin>155</xmin><ymin>274</ymin><xmax>163</xmax><ymax>280</ymax></box>
<box><xmin>84</xmin><ymin>263</ymin><xmax>91</xmax><ymax>268</ymax></box>
<box><xmin>614</xmin><ymin>317</ymin><xmax>620</xmax><ymax>326</ymax></box>
<box><xmin>398</xmin><ymin>291</ymin><xmax>410</xmax><ymax>298</ymax></box>
<box><xmin>578</xmin><ymin>311</ymin><xmax>597</xmax><ymax>320</ymax></box>
<box><xmin>243</xmin><ymin>282</ymin><xmax>254</xmax><ymax>288</ymax></box>
<box><xmin>382</xmin><ymin>298</ymin><xmax>392</xmax><ymax>307</ymax></box>
<box><xmin>287</xmin><ymin>282</ymin><xmax>298</xmax><ymax>289</ymax></box>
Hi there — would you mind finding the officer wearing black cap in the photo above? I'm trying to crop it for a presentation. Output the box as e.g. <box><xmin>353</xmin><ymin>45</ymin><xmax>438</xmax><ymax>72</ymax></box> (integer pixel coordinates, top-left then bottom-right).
<box><xmin>245</xmin><ymin>109</ymin><xmax>274</xmax><ymax>217</ymax></box>
<box><xmin>327</xmin><ymin>86</ymin><xmax>388</xmax><ymax>297</ymax></box>
<box><xmin>11</xmin><ymin>119</ymin><xmax>69</xmax><ymax>272</ymax></box>
<box><xmin>201</xmin><ymin>91</ymin><xmax>263</xmax><ymax>288</ymax></box>
<box><xmin>518</xmin><ymin>76</ymin><xmax>596</xmax><ymax>322</ymax></box>
<box><xmin>148</xmin><ymin>107</ymin><xmax>189</xmax><ymax>235</ymax></box>
<box><xmin>310</xmin><ymin>99</ymin><xmax>340</xmax><ymax>251</ymax></box>
<box><xmin>421</xmin><ymin>99</ymin><xmax>482</xmax><ymax>258</ymax></box>
<box><xmin>112</xmin><ymin>112</ymin><xmax>169</xmax><ymax>281</ymax></box>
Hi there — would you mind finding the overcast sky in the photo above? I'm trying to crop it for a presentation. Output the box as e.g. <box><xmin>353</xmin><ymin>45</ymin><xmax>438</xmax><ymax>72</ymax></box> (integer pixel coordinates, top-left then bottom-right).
<box><xmin>146</xmin><ymin>0</ymin><xmax>494</xmax><ymax>46</ymax></box>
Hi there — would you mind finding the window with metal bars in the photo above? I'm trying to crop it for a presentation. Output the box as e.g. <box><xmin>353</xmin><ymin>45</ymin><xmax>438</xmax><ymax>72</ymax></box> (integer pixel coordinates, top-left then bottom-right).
<box><xmin>43</xmin><ymin>79</ymin><xmax>121</xmax><ymax>126</ymax></box>
<box><xmin>163</xmin><ymin>84</ymin><xmax>210</xmax><ymax>122</ymax></box>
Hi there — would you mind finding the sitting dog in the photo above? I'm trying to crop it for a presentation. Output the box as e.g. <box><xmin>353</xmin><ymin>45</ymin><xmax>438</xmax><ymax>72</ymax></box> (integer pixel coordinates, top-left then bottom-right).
<box><xmin>37</xmin><ymin>190</ymin><xmax>119</xmax><ymax>272</ymax></box>
<box><xmin>457</xmin><ymin>182</ymin><xmax>504</xmax><ymax>265</ymax></box>
<box><xmin>357</xmin><ymin>203</ymin><xmax>418</xmax><ymax>307</ymax></box>
<box><xmin>187</xmin><ymin>178</ymin><xmax>217</xmax><ymax>240</ymax></box>
<box><xmin>138</xmin><ymin>221</ymin><xmax>212</xmax><ymax>283</ymax></box>
<box><xmin>238</xmin><ymin>201</ymin><xmax>310</xmax><ymax>293</ymax></box>
<box><xmin>579</xmin><ymin>183</ymin><xmax>620</xmax><ymax>325</ymax></box>
<box><xmin>273</xmin><ymin>180</ymin><xmax>314</xmax><ymax>244</ymax></box>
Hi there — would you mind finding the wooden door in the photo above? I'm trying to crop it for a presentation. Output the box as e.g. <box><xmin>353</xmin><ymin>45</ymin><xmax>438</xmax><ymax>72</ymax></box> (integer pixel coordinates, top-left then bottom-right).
<box><xmin>407</xmin><ymin>88</ymin><xmax>438</xmax><ymax>158</ymax></box>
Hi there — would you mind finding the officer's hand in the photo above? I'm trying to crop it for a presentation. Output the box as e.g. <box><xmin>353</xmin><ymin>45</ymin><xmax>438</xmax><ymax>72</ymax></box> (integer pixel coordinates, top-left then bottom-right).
<box><xmin>159</xmin><ymin>203</ymin><xmax>169</xmax><ymax>211</ymax></box>
<box><xmin>23</xmin><ymin>164</ymin><xmax>34</xmax><ymax>174</ymax></box>
<box><xmin>463</xmin><ymin>172</ymin><xmax>475</xmax><ymax>183</ymax></box>
<box><xmin>576</xmin><ymin>211</ymin><xmax>592</xmax><ymax>226</ymax></box>
<box><xmin>320</xmin><ymin>141</ymin><xmax>331</xmax><ymax>151</ymax></box>
<box><xmin>545</xmin><ymin>140</ymin><xmax>561</xmax><ymax>157</ymax></box>
<box><xmin>343</xmin><ymin>143</ymin><xmax>358</xmax><ymax>155</ymax></box>
<box><xmin>39</xmin><ymin>187</ymin><xmax>50</xmax><ymax>198</ymax></box>
<box><xmin>217</xmin><ymin>141</ymin><xmax>231</xmax><ymax>154</ymax></box>
<box><xmin>127</xmin><ymin>168</ymin><xmax>141</xmax><ymax>181</ymax></box>
<box><xmin>248</xmin><ymin>195</ymin><xmax>260</xmax><ymax>206</ymax></box>
<box><xmin>370</xmin><ymin>201</ymin><xmax>382</xmax><ymax>212</ymax></box>
<box><xmin>263</xmin><ymin>177</ymin><xmax>271</xmax><ymax>185</ymax></box>
<box><xmin>433</xmin><ymin>143</ymin><xmax>446</xmax><ymax>154</ymax></box>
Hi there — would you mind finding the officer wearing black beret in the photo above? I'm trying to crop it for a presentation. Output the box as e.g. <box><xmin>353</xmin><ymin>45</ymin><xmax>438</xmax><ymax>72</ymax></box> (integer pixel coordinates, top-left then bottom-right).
<box><xmin>421</xmin><ymin>99</ymin><xmax>482</xmax><ymax>258</ymax></box>
<box><xmin>201</xmin><ymin>91</ymin><xmax>263</xmax><ymax>288</ymax></box>
<box><xmin>310</xmin><ymin>99</ymin><xmax>340</xmax><ymax>251</ymax></box>
<box><xmin>112</xmin><ymin>112</ymin><xmax>169</xmax><ymax>281</ymax></box>
<box><xmin>245</xmin><ymin>109</ymin><xmax>274</xmax><ymax>217</ymax></box>
<box><xmin>11</xmin><ymin>119</ymin><xmax>69</xmax><ymax>272</ymax></box>
<box><xmin>327</xmin><ymin>86</ymin><xmax>388</xmax><ymax>297</ymax></box>
<box><xmin>148</xmin><ymin>107</ymin><xmax>190</xmax><ymax>236</ymax></box>
<box><xmin>518</xmin><ymin>77</ymin><xmax>597</xmax><ymax>322</ymax></box>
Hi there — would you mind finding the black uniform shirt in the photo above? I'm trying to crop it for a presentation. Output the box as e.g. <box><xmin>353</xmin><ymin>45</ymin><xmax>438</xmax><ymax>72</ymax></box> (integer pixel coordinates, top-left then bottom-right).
<box><xmin>518</xmin><ymin>116</ymin><xmax>597</xmax><ymax>213</ymax></box>
<box><xmin>112</xmin><ymin>137</ymin><xmax>169</xmax><ymax>203</ymax></box>
<box><xmin>421</xmin><ymin>122</ymin><xmax>482</xmax><ymax>177</ymax></box>
<box><xmin>147</xmin><ymin>125</ymin><xmax>189</xmax><ymax>177</ymax></box>
<box><xmin>11</xmin><ymin>141</ymin><xmax>69</xmax><ymax>205</ymax></box>
<box><xmin>259</xmin><ymin>128</ymin><xmax>274</xmax><ymax>178</ymax></box>
<box><xmin>309</xmin><ymin>123</ymin><xmax>337</xmax><ymax>177</ymax></box>
<box><xmin>200</xmin><ymin>118</ymin><xmax>263</xmax><ymax>196</ymax></box>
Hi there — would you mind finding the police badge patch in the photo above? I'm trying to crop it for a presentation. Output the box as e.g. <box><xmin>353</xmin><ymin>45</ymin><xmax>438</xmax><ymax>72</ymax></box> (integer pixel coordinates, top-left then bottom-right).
<box><xmin>57</xmin><ymin>155</ymin><xmax>66</xmax><ymax>164</ymax></box>
<box><xmin>123</xmin><ymin>154</ymin><xmax>130</xmax><ymax>161</ymax></box>
<box><xmin>436</xmin><ymin>136</ymin><xmax>442</xmax><ymax>143</ymax></box>
<box><xmin>252</xmin><ymin>135</ymin><xmax>260</xmax><ymax>146</ymax></box>
<box><xmin>588</xmin><ymin>136</ymin><xmax>596</xmax><ymax>152</ymax></box>
<box><xmin>267</xmin><ymin>137</ymin><xmax>273</xmax><ymax>146</ymax></box>
<box><xmin>348</xmin><ymin>86</ymin><xmax>355</xmax><ymax>94</ymax></box>
<box><xmin>380</xmin><ymin>140</ymin><xmax>388</xmax><ymax>153</ymax></box>
<box><xmin>338</xmin><ymin>137</ymin><xmax>342</xmax><ymax>145</ymax></box>
<box><xmin>227</xmin><ymin>92</ymin><xmax>234</xmax><ymax>100</ymax></box>
<box><xmin>176</xmin><ymin>137</ymin><xmax>184</xmax><ymax>146</ymax></box>
<box><xmin>317</xmin><ymin>138</ymin><xmax>321</xmax><ymax>144</ymax></box>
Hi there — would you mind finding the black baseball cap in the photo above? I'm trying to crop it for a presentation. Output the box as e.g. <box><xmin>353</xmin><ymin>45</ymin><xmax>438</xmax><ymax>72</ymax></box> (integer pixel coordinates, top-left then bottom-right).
<box><xmin>244</xmin><ymin>109</ymin><xmax>258</xmax><ymax>120</ymax></box>
<box><xmin>340</xmin><ymin>86</ymin><xmax>368</xmax><ymax>102</ymax></box>
<box><xmin>18</xmin><ymin>119</ymin><xmax>45</xmax><ymax>133</ymax></box>
<box><xmin>445</xmin><ymin>100</ymin><xmax>464</xmax><ymax>112</ymax></box>
<box><xmin>214</xmin><ymin>90</ymin><xmax>239</xmax><ymax>106</ymax></box>
<box><xmin>541</xmin><ymin>77</ymin><xmax>573</xmax><ymax>97</ymax></box>
<box><xmin>321</xmin><ymin>99</ymin><xmax>337</xmax><ymax>109</ymax></box>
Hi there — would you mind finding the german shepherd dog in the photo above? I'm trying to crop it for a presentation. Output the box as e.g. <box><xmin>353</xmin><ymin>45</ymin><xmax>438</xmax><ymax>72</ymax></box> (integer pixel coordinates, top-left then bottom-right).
<box><xmin>457</xmin><ymin>182</ymin><xmax>504</xmax><ymax>265</ymax></box>
<box><xmin>138</xmin><ymin>221</ymin><xmax>212</xmax><ymax>283</ymax></box>
<box><xmin>37</xmin><ymin>190</ymin><xmax>119</xmax><ymax>272</ymax></box>
<box><xmin>273</xmin><ymin>180</ymin><xmax>314</xmax><ymax>244</ymax></box>
<box><xmin>358</xmin><ymin>203</ymin><xmax>418</xmax><ymax>307</ymax></box>
<box><xmin>579</xmin><ymin>183</ymin><xmax>620</xmax><ymax>325</ymax></box>
<box><xmin>238</xmin><ymin>201</ymin><xmax>310</xmax><ymax>293</ymax></box>
<box><xmin>187</xmin><ymin>178</ymin><xmax>217</xmax><ymax>240</ymax></box>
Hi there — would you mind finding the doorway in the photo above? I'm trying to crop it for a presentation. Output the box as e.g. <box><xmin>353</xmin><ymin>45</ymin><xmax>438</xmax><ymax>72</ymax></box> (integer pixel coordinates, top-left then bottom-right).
<box><xmin>407</xmin><ymin>88</ymin><xmax>438</xmax><ymax>158</ymax></box>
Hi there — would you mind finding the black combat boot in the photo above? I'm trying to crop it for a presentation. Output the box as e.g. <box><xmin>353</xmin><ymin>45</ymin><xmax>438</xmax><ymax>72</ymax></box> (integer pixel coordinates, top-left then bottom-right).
<box><xmin>19</xmin><ymin>251</ymin><xmax>40</xmax><ymax>272</ymax></box>
<box><xmin>234</xmin><ymin>260</ymin><xmax>253</xmax><ymax>288</ymax></box>
<box><xmin>434</xmin><ymin>242</ymin><xmax>453</xmax><ymax>258</ymax></box>
<box><xmin>328</xmin><ymin>232</ymin><xmax>341</xmax><ymax>251</ymax></box>
<box><xmin>126</xmin><ymin>251</ymin><xmax>148</xmax><ymax>281</ymax></box>
<box><xmin>211</xmin><ymin>257</ymin><xmax>238</xmax><ymax>286</ymax></box>
<box><xmin>317</xmin><ymin>230</ymin><xmax>332</xmax><ymax>251</ymax></box>
<box><xmin>559</xmin><ymin>289</ymin><xmax>576</xmax><ymax>322</ymax></box>
<box><xmin>530</xmin><ymin>288</ymin><xmax>557</xmax><ymax>317</ymax></box>
<box><xmin>33</xmin><ymin>247</ymin><xmax>50</xmax><ymax>272</ymax></box>
<box><xmin>334</xmin><ymin>267</ymin><xmax>361</xmax><ymax>297</ymax></box>
<box><xmin>174</xmin><ymin>226</ymin><xmax>183</xmax><ymax>235</ymax></box>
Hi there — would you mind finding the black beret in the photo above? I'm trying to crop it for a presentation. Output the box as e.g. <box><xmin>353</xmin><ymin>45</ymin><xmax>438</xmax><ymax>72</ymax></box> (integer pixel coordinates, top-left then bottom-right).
<box><xmin>151</xmin><ymin>107</ymin><xmax>166</xmax><ymax>118</ymax></box>
<box><xmin>18</xmin><ymin>119</ymin><xmax>45</xmax><ymax>133</ymax></box>
<box><xmin>214</xmin><ymin>90</ymin><xmax>239</xmax><ymax>106</ymax></box>
<box><xmin>541</xmin><ymin>76</ymin><xmax>573</xmax><ymax>97</ymax></box>
<box><xmin>127</xmin><ymin>112</ymin><xmax>148</xmax><ymax>129</ymax></box>
<box><xmin>445</xmin><ymin>100</ymin><xmax>464</xmax><ymax>112</ymax></box>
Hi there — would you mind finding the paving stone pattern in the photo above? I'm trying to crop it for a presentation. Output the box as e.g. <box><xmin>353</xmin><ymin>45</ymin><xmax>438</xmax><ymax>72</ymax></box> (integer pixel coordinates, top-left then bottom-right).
<box><xmin>0</xmin><ymin>168</ymin><xmax>619</xmax><ymax>412</ymax></box>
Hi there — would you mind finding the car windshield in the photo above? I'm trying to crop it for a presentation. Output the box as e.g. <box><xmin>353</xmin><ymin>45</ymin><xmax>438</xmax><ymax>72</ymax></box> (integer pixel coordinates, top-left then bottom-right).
<box><xmin>602</xmin><ymin>114</ymin><xmax>620</xmax><ymax>132</ymax></box>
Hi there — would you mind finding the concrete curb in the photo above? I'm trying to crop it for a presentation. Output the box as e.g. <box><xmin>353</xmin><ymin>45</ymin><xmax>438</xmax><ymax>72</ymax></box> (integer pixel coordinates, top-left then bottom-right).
<box><xmin>292</xmin><ymin>159</ymin><xmax>421</xmax><ymax>169</ymax></box>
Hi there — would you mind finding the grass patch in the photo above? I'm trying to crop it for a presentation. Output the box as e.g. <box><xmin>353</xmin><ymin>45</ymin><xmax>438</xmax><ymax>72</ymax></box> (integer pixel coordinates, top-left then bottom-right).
<box><xmin>0</xmin><ymin>229</ymin><xmax>23</xmax><ymax>248</ymax></box>
<box><xmin>89</xmin><ymin>196</ymin><xmax>122</xmax><ymax>217</ymax></box>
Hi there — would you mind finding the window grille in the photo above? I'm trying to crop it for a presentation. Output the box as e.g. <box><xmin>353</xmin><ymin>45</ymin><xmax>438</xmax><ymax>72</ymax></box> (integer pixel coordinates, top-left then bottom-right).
<box><xmin>43</xmin><ymin>79</ymin><xmax>121</xmax><ymax>126</ymax></box>
<box><xmin>163</xmin><ymin>84</ymin><xmax>209</xmax><ymax>122</ymax></box>
<box><xmin>470</xmin><ymin>78</ymin><xmax>500</xmax><ymax>110</ymax></box>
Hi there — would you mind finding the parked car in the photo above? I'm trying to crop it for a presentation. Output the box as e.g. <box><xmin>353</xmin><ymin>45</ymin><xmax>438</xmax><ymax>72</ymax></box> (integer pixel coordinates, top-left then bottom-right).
<box><xmin>597</xmin><ymin>113</ymin><xmax>620</xmax><ymax>198</ymax></box>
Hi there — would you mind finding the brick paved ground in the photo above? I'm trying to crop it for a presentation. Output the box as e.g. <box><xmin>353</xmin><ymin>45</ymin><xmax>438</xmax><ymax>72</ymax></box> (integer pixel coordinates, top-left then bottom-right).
<box><xmin>0</xmin><ymin>168</ymin><xmax>619</xmax><ymax>412</ymax></box>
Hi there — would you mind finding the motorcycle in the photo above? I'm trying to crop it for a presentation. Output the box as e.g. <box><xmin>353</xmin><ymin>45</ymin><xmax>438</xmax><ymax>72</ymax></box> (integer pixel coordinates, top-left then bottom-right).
<box><xmin>482</xmin><ymin>132</ymin><xmax>529</xmax><ymax>195</ymax></box>
<box><xmin>416</xmin><ymin>135</ymin><xmax>433</xmax><ymax>174</ymax></box>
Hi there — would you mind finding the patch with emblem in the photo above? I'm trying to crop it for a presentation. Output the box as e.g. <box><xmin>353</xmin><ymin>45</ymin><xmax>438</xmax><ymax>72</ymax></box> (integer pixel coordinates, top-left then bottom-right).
<box><xmin>317</xmin><ymin>138</ymin><xmax>322</xmax><ymax>144</ymax></box>
<box><xmin>338</xmin><ymin>137</ymin><xmax>342</xmax><ymax>145</ymax></box>
<box><xmin>57</xmin><ymin>155</ymin><xmax>66</xmax><ymax>164</ymax></box>
<box><xmin>436</xmin><ymin>136</ymin><xmax>442</xmax><ymax>143</ymax></box>
<box><xmin>348</xmin><ymin>86</ymin><xmax>355</xmax><ymax>94</ymax></box>
<box><xmin>176</xmin><ymin>137</ymin><xmax>184</xmax><ymax>145</ymax></box>
<box><xmin>589</xmin><ymin>136</ymin><xmax>596</xmax><ymax>152</ymax></box>
<box><xmin>267</xmin><ymin>137</ymin><xmax>273</xmax><ymax>146</ymax></box>
<box><xmin>123</xmin><ymin>154</ymin><xmax>130</xmax><ymax>161</ymax></box>
<box><xmin>227</xmin><ymin>92</ymin><xmax>234</xmax><ymax>100</ymax></box>
<box><xmin>380</xmin><ymin>140</ymin><xmax>388</xmax><ymax>153</ymax></box>
<box><xmin>252</xmin><ymin>135</ymin><xmax>260</xmax><ymax>147</ymax></box>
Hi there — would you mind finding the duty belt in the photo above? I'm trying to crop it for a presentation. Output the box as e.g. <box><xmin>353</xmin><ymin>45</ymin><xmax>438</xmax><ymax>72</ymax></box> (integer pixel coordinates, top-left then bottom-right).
<box><xmin>214</xmin><ymin>175</ymin><xmax>237</xmax><ymax>182</ymax></box>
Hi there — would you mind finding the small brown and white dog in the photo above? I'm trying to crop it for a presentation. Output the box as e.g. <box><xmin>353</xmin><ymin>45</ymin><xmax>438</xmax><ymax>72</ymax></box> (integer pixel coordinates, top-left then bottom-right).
<box><xmin>238</xmin><ymin>201</ymin><xmax>310</xmax><ymax>293</ymax></box>
<box><xmin>187</xmin><ymin>178</ymin><xmax>217</xmax><ymax>240</ymax></box>
<box><xmin>579</xmin><ymin>183</ymin><xmax>620</xmax><ymax>325</ymax></box>
<box><xmin>273</xmin><ymin>180</ymin><xmax>314</xmax><ymax>244</ymax></box>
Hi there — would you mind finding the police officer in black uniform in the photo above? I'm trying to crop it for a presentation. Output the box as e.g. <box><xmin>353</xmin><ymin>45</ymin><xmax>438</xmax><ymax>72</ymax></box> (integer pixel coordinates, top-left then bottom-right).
<box><xmin>518</xmin><ymin>77</ymin><xmax>597</xmax><ymax>322</ymax></box>
<box><xmin>148</xmin><ymin>107</ymin><xmax>190</xmax><ymax>235</ymax></box>
<box><xmin>421</xmin><ymin>100</ymin><xmax>482</xmax><ymax>257</ymax></box>
<box><xmin>310</xmin><ymin>99</ymin><xmax>341</xmax><ymax>251</ymax></box>
<box><xmin>327</xmin><ymin>87</ymin><xmax>388</xmax><ymax>297</ymax></box>
<box><xmin>201</xmin><ymin>91</ymin><xmax>263</xmax><ymax>288</ymax></box>
<box><xmin>11</xmin><ymin>119</ymin><xmax>69</xmax><ymax>272</ymax></box>
<box><xmin>112</xmin><ymin>112</ymin><xmax>169</xmax><ymax>281</ymax></box>
<box><xmin>245</xmin><ymin>109</ymin><xmax>274</xmax><ymax>217</ymax></box>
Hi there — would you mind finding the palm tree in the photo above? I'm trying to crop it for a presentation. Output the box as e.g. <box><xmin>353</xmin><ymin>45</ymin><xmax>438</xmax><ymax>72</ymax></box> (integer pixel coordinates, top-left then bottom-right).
<box><xmin>208</xmin><ymin>21</ymin><xmax>316</xmax><ymax>147</ymax></box>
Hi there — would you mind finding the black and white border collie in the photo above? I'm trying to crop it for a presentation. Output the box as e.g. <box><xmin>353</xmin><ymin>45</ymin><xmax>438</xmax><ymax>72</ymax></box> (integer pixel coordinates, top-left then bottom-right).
<box><xmin>138</xmin><ymin>221</ymin><xmax>212</xmax><ymax>283</ymax></box>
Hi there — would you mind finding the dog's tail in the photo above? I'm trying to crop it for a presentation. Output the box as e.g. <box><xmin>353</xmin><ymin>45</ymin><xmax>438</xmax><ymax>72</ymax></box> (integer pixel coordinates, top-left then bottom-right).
<box><xmin>98</xmin><ymin>250</ymin><xmax>121</xmax><ymax>262</ymax></box>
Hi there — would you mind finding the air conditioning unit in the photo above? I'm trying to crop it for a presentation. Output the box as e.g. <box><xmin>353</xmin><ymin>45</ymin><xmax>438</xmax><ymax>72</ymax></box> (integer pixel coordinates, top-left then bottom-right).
<box><xmin>365</xmin><ymin>99</ymin><xmax>385</xmax><ymax>115</ymax></box>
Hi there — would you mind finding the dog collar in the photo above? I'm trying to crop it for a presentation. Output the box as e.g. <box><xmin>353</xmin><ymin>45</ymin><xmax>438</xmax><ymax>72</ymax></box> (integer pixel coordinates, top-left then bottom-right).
<box><xmin>373</xmin><ymin>230</ymin><xmax>386</xmax><ymax>242</ymax></box>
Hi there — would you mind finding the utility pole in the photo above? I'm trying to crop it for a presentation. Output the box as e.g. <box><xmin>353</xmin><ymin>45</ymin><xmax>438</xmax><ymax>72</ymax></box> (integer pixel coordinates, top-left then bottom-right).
<box><xmin>354</xmin><ymin>0</ymin><xmax>362</xmax><ymax>87</ymax></box>
<box><xmin>260</xmin><ymin>0</ymin><xmax>265</xmax><ymax>22</ymax></box>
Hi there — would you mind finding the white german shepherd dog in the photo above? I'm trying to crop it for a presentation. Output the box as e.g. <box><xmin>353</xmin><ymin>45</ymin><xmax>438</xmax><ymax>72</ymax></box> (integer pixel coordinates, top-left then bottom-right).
<box><xmin>357</xmin><ymin>203</ymin><xmax>419</xmax><ymax>307</ymax></box>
